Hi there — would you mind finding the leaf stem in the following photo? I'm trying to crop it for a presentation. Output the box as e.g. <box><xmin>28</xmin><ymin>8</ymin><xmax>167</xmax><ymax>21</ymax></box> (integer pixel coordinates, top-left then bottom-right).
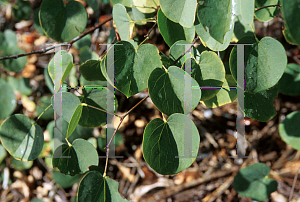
<box><xmin>83</xmin><ymin>103</ymin><xmax>121</xmax><ymax>118</ymax></box>
<box><xmin>136</xmin><ymin>37</ymin><xmax>149</xmax><ymax>51</ymax></box>
<box><xmin>103</xmin><ymin>95</ymin><xmax>149</xmax><ymax>176</ymax></box>
<box><xmin>35</xmin><ymin>104</ymin><xmax>53</xmax><ymax>123</ymax></box>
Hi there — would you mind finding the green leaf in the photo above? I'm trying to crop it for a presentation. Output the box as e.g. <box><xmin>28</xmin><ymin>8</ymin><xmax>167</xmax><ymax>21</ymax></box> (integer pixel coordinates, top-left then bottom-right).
<box><xmin>255</xmin><ymin>0</ymin><xmax>280</xmax><ymax>22</ymax></box>
<box><xmin>36</xmin><ymin>96</ymin><xmax>54</xmax><ymax>120</ymax></box>
<box><xmin>157</xmin><ymin>9</ymin><xmax>195</xmax><ymax>47</ymax></box>
<box><xmin>126</xmin><ymin>6</ymin><xmax>155</xmax><ymax>25</ymax></box>
<box><xmin>194</xmin><ymin>10</ymin><xmax>233</xmax><ymax>51</ymax></box>
<box><xmin>77</xmin><ymin>171</ymin><xmax>131</xmax><ymax>202</ymax></box>
<box><xmin>33</xmin><ymin>7</ymin><xmax>45</xmax><ymax>35</ymax></box>
<box><xmin>67</xmin><ymin>105</ymin><xmax>83</xmax><ymax>139</ymax></box>
<box><xmin>7</xmin><ymin>76</ymin><xmax>32</xmax><ymax>96</ymax></box>
<box><xmin>188</xmin><ymin>51</ymin><xmax>225</xmax><ymax>101</ymax></box>
<box><xmin>281</xmin><ymin>0</ymin><xmax>300</xmax><ymax>46</ymax></box>
<box><xmin>79</xmin><ymin>59</ymin><xmax>106</xmax><ymax>81</ymax></box>
<box><xmin>132</xmin><ymin>0</ymin><xmax>159</xmax><ymax>13</ymax></box>
<box><xmin>80</xmin><ymin>75</ymin><xmax>107</xmax><ymax>87</ymax></box>
<box><xmin>202</xmin><ymin>74</ymin><xmax>237</xmax><ymax>108</ymax></box>
<box><xmin>0</xmin><ymin>29</ymin><xmax>17</xmax><ymax>48</ymax></box>
<box><xmin>0</xmin><ymin>144</ymin><xmax>7</xmax><ymax>164</ymax></box>
<box><xmin>51</xmin><ymin>92</ymin><xmax>82</xmax><ymax>123</ymax></box>
<box><xmin>48</xmin><ymin>50</ymin><xmax>74</xmax><ymax>93</ymax></box>
<box><xmin>230</xmin><ymin>36</ymin><xmax>287</xmax><ymax>93</ymax></box>
<box><xmin>278</xmin><ymin>63</ymin><xmax>300</xmax><ymax>96</ymax></box>
<box><xmin>142</xmin><ymin>113</ymin><xmax>200</xmax><ymax>175</ymax></box>
<box><xmin>12</xmin><ymin>0</ymin><xmax>32</xmax><ymax>21</ymax></box>
<box><xmin>52</xmin><ymin>171</ymin><xmax>82</xmax><ymax>188</ymax></box>
<box><xmin>279</xmin><ymin>111</ymin><xmax>300</xmax><ymax>150</ymax></box>
<box><xmin>39</xmin><ymin>0</ymin><xmax>88</xmax><ymax>42</ymax></box>
<box><xmin>113</xmin><ymin>4</ymin><xmax>132</xmax><ymax>41</ymax></box>
<box><xmin>52</xmin><ymin>139</ymin><xmax>98</xmax><ymax>176</ymax></box>
<box><xmin>111</xmin><ymin>0</ymin><xmax>133</xmax><ymax>7</ymax></box>
<box><xmin>79</xmin><ymin>46</ymin><xmax>99</xmax><ymax>64</ymax></box>
<box><xmin>148</xmin><ymin>66</ymin><xmax>201</xmax><ymax>116</ymax></box>
<box><xmin>196</xmin><ymin>0</ymin><xmax>235</xmax><ymax>44</ymax></box>
<box><xmin>11</xmin><ymin>158</ymin><xmax>33</xmax><ymax>170</ymax></box>
<box><xmin>102</xmin><ymin>41</ymin><xmax>162</xmax><ymax>98</ymax></box>
<box><xmin>160</xmin><ymin>0</ymin><xmax>197</xmax><ymax>28</ymax></box>
<box><xmin>243</xmin><ymin>84</ymin><xmax>278</xmax><ymax>122</ymax></box>
<box><xmin>233</xmin><ymin>163</ymin><xmax>277</xmax><ymax>201</ymax></box>
<box><xmin>0</xmin><ymin>79</ymin><xmax>16</xmax><ymax>120</ymax></box>
<box><xmin>0</xmin><ymin>114</ymin><xmax>44</xmax><ymax>161</ymax></box>
<box><xmin>78</xmin><ymin>89</ymin><xmax>118</xmax><ymax>128</ymax></box>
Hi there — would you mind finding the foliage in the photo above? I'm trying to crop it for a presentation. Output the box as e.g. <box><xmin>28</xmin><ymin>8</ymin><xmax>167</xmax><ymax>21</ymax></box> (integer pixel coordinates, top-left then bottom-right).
<box><xmin>0</xmin><ymin>0</ymin><xmax>300</xmax><ymax>201</ymax></box>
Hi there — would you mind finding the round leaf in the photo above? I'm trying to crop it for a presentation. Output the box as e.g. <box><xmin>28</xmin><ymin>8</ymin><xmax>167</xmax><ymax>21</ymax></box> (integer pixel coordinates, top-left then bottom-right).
<box><xmin>255</xmin><ymin>0</ymin><xmax>280</xmax><ymax>22</ymax></box>
<box><xmin>279</xmin><ymin>111</ymin><xmax>300</xmax><ymax>150</ymax></box>
<box><xmin>52</xmin><ymin>139</ymin><xmax>98</xmax><ymax>176</ymax></box>
<box><xmin>278</xmin><ymin>63</ymin><xmax>300</xmax><ymax>96</ymax></box>
<box><xmin>189</xmin><ymin>51</ymin><xmax>225</xmax><ymax>101</ymax></box>
<box><xmin>157</xmin><ymin>9</ymin><xmax>195</xmax><ymax>47</ymax></box>
<box><xmin>243</xmin><ymin>84</ymin><xmax>278</xmax><ymax>122</ymax></box>
<box><xmin>281</xmin><ymin>0</ymin><xmax>300</xmax><ymax>46</ymax></box>
<box><xmin>148</xmin><ymin>66</ymin><xmax>201</xmax><ymax>116</ymax></box>
<box><xmin>142</xmin><ymin>113</ymin><xmax>200</xmax><ymax>175</ymax></box>
<box><xmin>79</xmin><ymin>59</ymin><xmax>106</xmax><ymax>81</ymax></box>
<box><xmin>160</xmin><ymin>0</ymin><xmax>197</xmax><ymax>28</ymax></box>
<box><xmin>197</xmin><ymin>0</ymin><xmax>235</xmax><ymax>44</ymax></box>
<box><xmin>233</xmin><ymin>163</ymin><xmax>277</xmax><ymax>201</ymax></box>
<box><xmin>0</xmin><ymin>79</ymin><xmax>16</xmax><ymax>120</ymax></box>
<box><xmin>102</xmin><ymin>41</ymin><xmax>162</xmax><ymax>98</ymax></box>
<box><xmin>78</xmin><ymin>171</ymin><xmax>132</xmax><ymax>202</ymax></box>
<box><xmin>0</xmin><ymin>114</ymin><xmax>44</xmax><ymax>161</ymax></box>
<box><xmin>40</xmin><ymin>0</ymin><xmax>88</xmax><ymax>42</ymax></box>
<box><xmin>230</xmin><ymin>36</ymin><xmax>287</xmax><ymax>93</ymax></box>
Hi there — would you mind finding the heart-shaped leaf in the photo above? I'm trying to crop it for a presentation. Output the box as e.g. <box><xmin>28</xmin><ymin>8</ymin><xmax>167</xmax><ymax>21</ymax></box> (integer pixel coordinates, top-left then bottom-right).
<box><xmin>279</xmin><ymin>111</ymin><xmax>300</xmax><ymax>150</ymax></box>
<box><xmin>51</xmin><ymin>92</ymin><xmax>82</xmax><ymax>123</ymax></box>
<box><xmin>143</xmin><ymin>113</ymin><xmax>200</xmax><ymax>175</ymax></box>
<box><xmin>113</xmin><ymin>4</ymin><xmax>133</xmax><ymax>41</ymax></box>
<box><xmin>52</xmin><ymin>139</ymin><xmax>98</xmax><ymax>176</ymax></box>
<box><xmin>230</xmin><ymin>36</ymin><xmax>287</xmax><ymax>93</ymax></box>
<box><xmin>157</xmin><ymin>9</ymin><xmax>195</xmax><ymax>47</ymax></box>
<box><xmin>78</xmin><ymin>89</ymin><xmax>118</xmax><ymax>128</ymax></box>
<box><xmin>194</xmin><ymin>12</ymin><xmax>233</xmax><ymax>51</ymax></box>
<box><xmin>202</xmin><ymin>74</ymin><xmax>237</xmax><ymax>108</ymax></box>
<box><xmin>278</xmin><ymin>63</ymin><xmax>300</xmax><ymax>96</ymax></box>
<box><xmin>160</xmin><ymin>0</ymin><xmax>197</xmax><ymax>28</ymax></box>
<box><xmin>48</xmin><ymin>50</ymin><xmax>74</xmax><ymax>93</ymax></box>
<box><xmin>0</xmin><ymin>114</ymin><xmax>44</xmax><ymax>161</ymax></box>
<box><xmin>243</xmin><ymin>84</ymin><xmax>278</xmax><ymax>122</ymax></box>
<box><xmin>148</xmin><ymin>66</ymin><xmax>201</xmax><ymax>116</ymax></box>
<box><xmin>255</xmin><ymin>0</ymin><xmax>280</xmax><ymax>22</ymax></box>
<box><xmin>77</xmin><ymin>171</ymin><xmax>131</xmax><ymax>202</ymax></box>
<box><xmin>39</xmin><ymin>0</ymin><xmax>88</xmax><ymax>42</ymax></box>
<box><xmin>281</xmin><ymin>0</ymin><xmax>300</xmax><ymax>46</ymax></box>
<box><xmin>233</xmin><ymin>163</ymin><xmax>277</xmax><ymax>201</ymax></box>
<box><xmin>197</xmin><ymin>0</ymin><xmax>235</xmax><ymax>44</ymax></box>
<box><xmin>188</xmin><ymin>51</ymin><xmax>225</xmax><ymax>101</ymax></box>
<box><xmin>79</xmin><ymin>59</ymin><xmax>106</xmax><ymax>81</ymax></box>
<box><xmin>102</xmin><ymin>41</ymin><xmax>162</xmax><ymax>98</ymax></box>
<box><xmin>0</xmin><ymin>79</ymin><xmax>16</xmax><ymax>120</ymax></box>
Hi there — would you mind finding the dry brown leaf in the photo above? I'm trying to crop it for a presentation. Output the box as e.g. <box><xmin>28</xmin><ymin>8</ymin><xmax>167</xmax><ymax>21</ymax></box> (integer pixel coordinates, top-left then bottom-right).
<box><xmin>22</xmin><ymin>64</ymin><xmax>36</xmax><ymax>78</ymax></box>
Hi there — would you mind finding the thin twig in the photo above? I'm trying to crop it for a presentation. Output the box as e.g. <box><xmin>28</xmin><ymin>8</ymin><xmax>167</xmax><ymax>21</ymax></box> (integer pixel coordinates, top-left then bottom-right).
<box><xmin>0</xmin><ymin>16</ymin><xmax>113</xmax><ymax>61</ymax></box>
<box><xmin>103</xmin><ymin>95</ymin><xmax>149</xmax><ymax>176</ymax></box>
<box><xmin>170</xmin><ymin>37</ymin><xmax>199</xmax><ymax>67</ymax></box>
<box><xmin>144</xmin><ymin>19</ymin><xmax>157</xmax><ymax>38</ymax></box>
<box><xmin>289</xmin><ymin>166</ymin><xmax>300</xmax><ymax>201</ymax></box>
<box><xmin>255</xmin><ymin>4</ymin><xmax>280</xmax><ymax>12</ymax></box>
